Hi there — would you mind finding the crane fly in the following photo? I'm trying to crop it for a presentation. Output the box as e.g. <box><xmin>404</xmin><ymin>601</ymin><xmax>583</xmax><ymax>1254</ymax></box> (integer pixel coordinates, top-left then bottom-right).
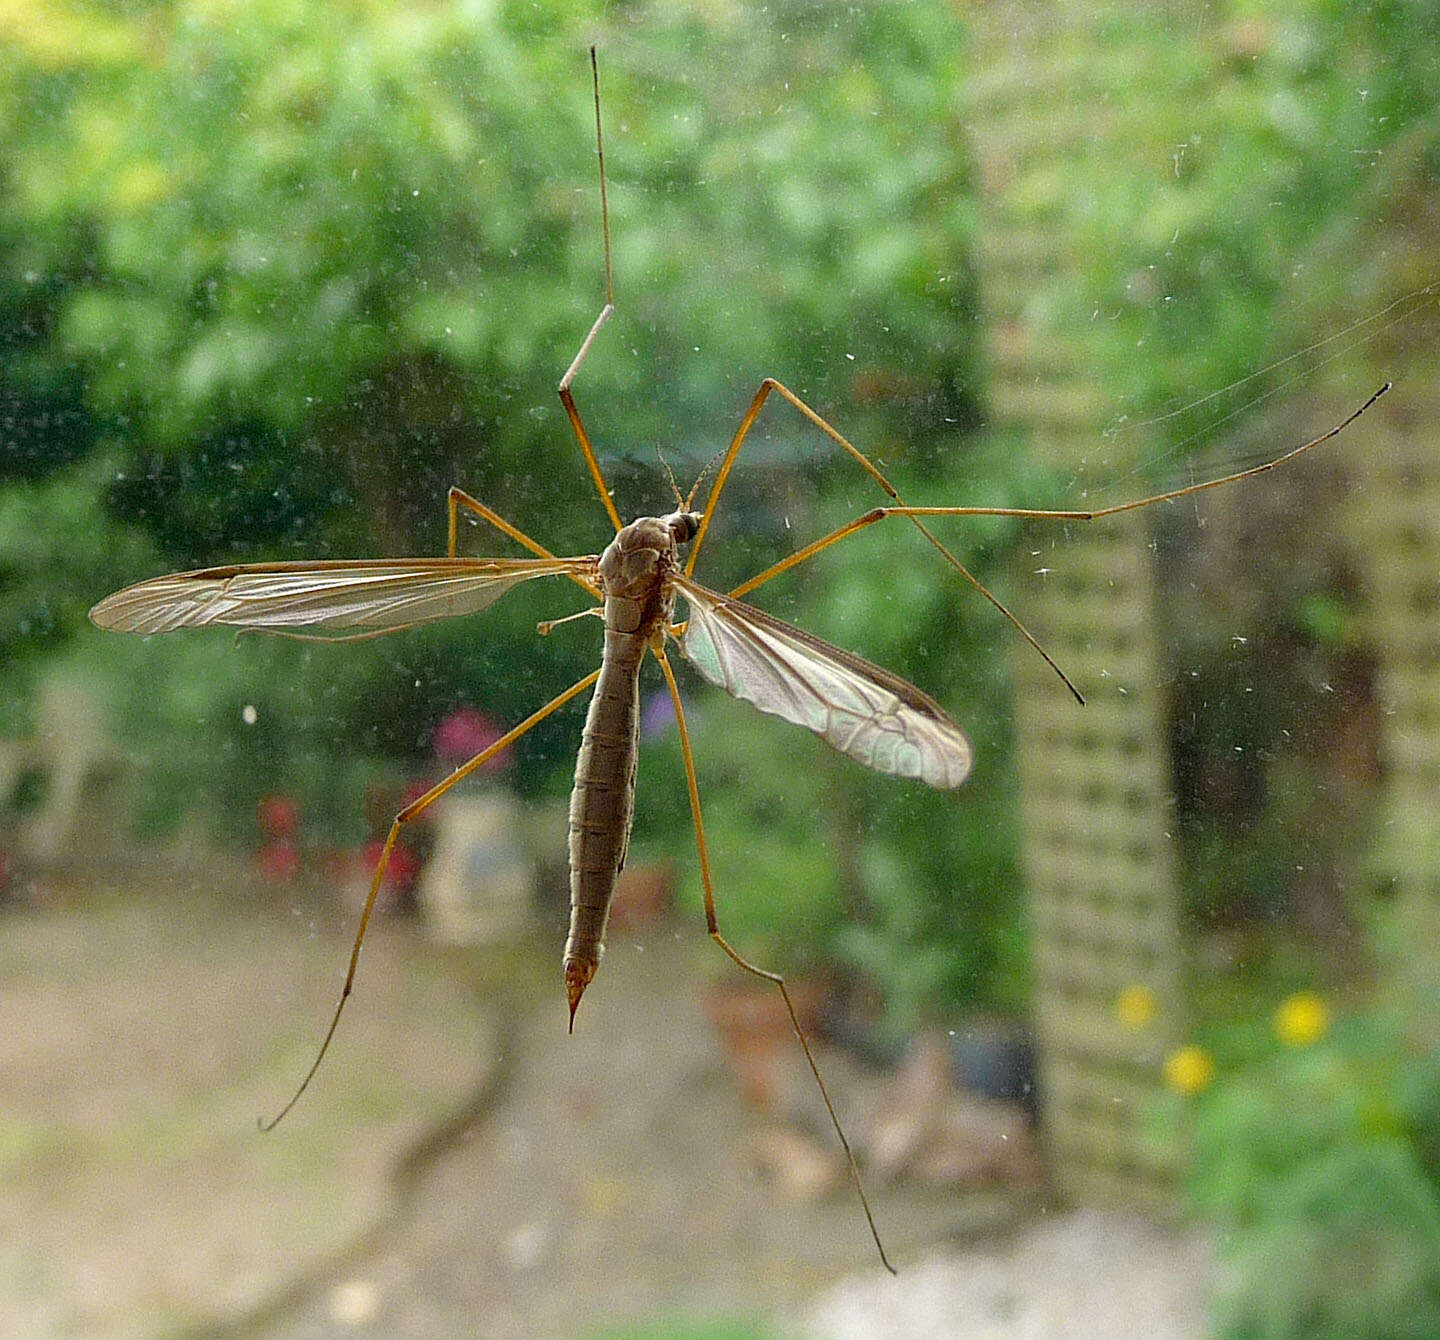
<box><xmin>89</xmin><ymin>50</ymin><xmax>1388</xmax><ymax>1273</ymax></box>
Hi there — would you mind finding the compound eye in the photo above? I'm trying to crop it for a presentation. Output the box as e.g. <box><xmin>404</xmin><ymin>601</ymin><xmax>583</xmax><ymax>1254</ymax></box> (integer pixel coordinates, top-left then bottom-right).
<box><xmin>671</xmin><ymin>511</ymin><xmax>702</xmax><ymax>544</ymax></box>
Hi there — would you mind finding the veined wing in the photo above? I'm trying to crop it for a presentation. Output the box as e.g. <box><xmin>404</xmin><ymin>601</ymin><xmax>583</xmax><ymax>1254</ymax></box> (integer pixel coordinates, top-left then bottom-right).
<box><xmin>671</xmin><ymin>573</ymin><xmax>972</xmax><ymax>791</ymax></box>
<box><xmin>90</xmin><ymin>556</ymin><xmax>596</xmax><ymax>635</ymax></box>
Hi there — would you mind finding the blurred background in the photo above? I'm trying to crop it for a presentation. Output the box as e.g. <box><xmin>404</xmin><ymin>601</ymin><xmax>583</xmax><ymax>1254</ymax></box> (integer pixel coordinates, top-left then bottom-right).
<box><xmin>2</xmin><ymin>1</ymin><xmax>1438</xmax><ymax>1336</ymax></box>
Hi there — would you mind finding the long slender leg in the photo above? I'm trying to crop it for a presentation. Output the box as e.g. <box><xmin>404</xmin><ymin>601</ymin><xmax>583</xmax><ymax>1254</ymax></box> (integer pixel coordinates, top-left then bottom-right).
<box><xmin>728</xmin><ymin>384</ymin><xmax>1393</xmax><ymax>590</ymax></box>
<box><xmin>259</xmin><ymin>668</ymin><xmax>602</xmax><ymax>1131</ymax></box>
<box><xmin>559</xmin><ymin>322</ymin><xmax>621</xmax><ymax>534</ymax></box>
<box><xmin>558</xmin><ymin>47</ymin><xmax>623</xmax><ymax>534</ymax></box>
<box><xmin>450</xmin><ymin>55</ymin><xmax>623</xmax><ymax>552</ymax></box>
<box><xmin>447</xmin><ymin>487</ymin><xmax>558</xmax><ymax>560</ymax></box>
<box><xmin>700</xmin><ymin>380</ymin><xmax>1390</xmax><ymax>702</ymax></box>
<box><xmin>688</xmin><ymin>378</ymin><xmax>1084</xmax><ymax>702</ymax></box>
<box><xmin>654</xmin><ymin>647</ymin><xmax>896</xmax><ymax>1275</ymax></box>
<box><xmin>687</xmin><ymin>378</ymin><xmax>909</xmax><ymax>574</ymax></box>
<box><xmin>447</xmin><ymin>487</ymin><xmax>601</xmax><ymax>601</ymax></box>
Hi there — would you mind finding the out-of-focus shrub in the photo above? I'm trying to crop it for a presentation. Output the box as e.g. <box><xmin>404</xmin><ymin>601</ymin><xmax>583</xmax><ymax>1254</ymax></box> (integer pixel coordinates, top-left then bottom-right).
<box><xmin>1178</xmin><ymin>924</ymin><xmax>1440</xmax><ymax>1338</ymax></box>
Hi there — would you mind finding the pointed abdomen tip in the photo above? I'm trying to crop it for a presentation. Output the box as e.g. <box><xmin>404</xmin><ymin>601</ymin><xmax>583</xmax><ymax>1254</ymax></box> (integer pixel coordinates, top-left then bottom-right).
<box><xmin>564</xmin><ymin>956</ymin><xmax>596</xmax><ymax>1032</ymax></box>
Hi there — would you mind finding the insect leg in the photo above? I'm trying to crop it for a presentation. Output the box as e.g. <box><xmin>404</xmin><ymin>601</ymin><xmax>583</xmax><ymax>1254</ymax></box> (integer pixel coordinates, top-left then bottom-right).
<box><xmin>558</xmin><ymin>47</ymin><xmax>623</xmax><ymax>534</ymax></box>
<box><xmin>724</xmin><ymin>504</ymin><xmax>1083</xmax><ymax>704</ymax></box>
<box><xmin>559</xmin><ymin>335</ymin><xmax>621</xmax><ymax>535</ymax></box>
<box><xmin>654</xmin><ymin>647</ymin><xmax>896</xmax><ymax>1275</ymax></box>
<box><xmin>447</xmin><ymin>488</ymin><xmax>558</xmax><ymax>560</ymax></box>
<box><xmin>446</xmin><ymin>487</ymin><xmax>601</xmax><ymax>600</ymax></box>
<box><xmin>687</xmin><ymin>378</ymin><xmax>910</xmax><ymax>576</ymax></box>
<box><xmin>687</xmin><ymin>378</ymin><xmax>1084</xmax><ymax>703</ymax></box>
<box><xmin>258</xmin><ymin>667</ymin><xmax>602</xmax><ymax>1132</ymax></box>
<box><xmin>536</xmin><ymin>606</ymin><xmax>604</xmax><ymax>637</ymax></box>
<box><xmin>721</xmin><ymin>384</ymin><xmax>1390</xmax><ymax>700</ymax></box>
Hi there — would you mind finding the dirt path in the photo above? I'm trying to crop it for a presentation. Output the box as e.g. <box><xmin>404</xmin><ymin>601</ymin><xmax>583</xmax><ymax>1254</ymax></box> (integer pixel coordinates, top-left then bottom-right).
<box><xmin>233</xmin><ymin>923</ymin><xmax>998</xmax><ymax>1338</ymax></box>
<box><xmin>0</xmin><ymin>881</ymin><xmax>1209</xmax><ymax>1338</ymax></box>
<box><xmin>0</xmin><ymin>879</ymin><xmax>493</xmax><ymax>1337</ymax></box>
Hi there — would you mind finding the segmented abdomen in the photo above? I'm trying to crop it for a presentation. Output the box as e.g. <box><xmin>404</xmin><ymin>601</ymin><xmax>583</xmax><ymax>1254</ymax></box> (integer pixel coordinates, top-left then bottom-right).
<box><xmin>564</xmin><ymin>628</ymin><xmax>644</xmax><ymax>982</ymax></box>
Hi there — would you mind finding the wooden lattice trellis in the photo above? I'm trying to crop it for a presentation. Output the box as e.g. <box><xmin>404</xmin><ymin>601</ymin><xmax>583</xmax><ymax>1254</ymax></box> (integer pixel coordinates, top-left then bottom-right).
<box><xmin>962</xmin><ymin>9</ymin><xmax>1190</xmax><ymax>1209</ymax></box>
<box><xmin>1011</xmin><ymin>514</ymin><xmax>1185</xmax><ymax>1210</ymax></box>
<box><xmin>964</xmin><ymin>3</ymin><xmax>1437</xmax><ymax>1213</ymax></box>
<box><xmin>1349</xmin><ymin>384</ymin><xmax>1440</xmax><ymax>916</ymax></box>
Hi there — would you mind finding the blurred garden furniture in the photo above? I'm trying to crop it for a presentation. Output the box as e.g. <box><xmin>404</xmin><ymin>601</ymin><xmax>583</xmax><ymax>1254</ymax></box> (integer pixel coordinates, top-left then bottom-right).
<box><xmin>416</xmin><ymin>790</ymin><xmax>533</xmax><ymax>945</ymax></box>
<box><xmin>0</xmin><ymin>675</ymin><xmax>132</xmax><ymax>873</ymax></box>
<box><xmin>867</xmin><ymin>1031</ymin><xmax>1043</xmax><ymax>1190</ymax></box>
<box><xmin>410</xmin><ymin>706</ymin><xmax>534</xmax><ymax>943</ymax></box>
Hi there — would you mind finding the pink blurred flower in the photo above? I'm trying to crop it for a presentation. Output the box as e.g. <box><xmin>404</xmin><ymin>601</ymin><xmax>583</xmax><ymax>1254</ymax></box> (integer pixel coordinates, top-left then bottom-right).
<box><xmin>432</xmin><ymin>707</ymin><xmax>509</xmax><ymax>771</ymax></box>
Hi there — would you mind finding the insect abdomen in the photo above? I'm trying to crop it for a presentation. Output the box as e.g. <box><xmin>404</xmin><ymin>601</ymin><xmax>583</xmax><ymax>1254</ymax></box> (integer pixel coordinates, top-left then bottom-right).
<box><xmin>563</xmin><ymin>627</ymin><xmax>644</xmax><ymax>1023</ymax></box>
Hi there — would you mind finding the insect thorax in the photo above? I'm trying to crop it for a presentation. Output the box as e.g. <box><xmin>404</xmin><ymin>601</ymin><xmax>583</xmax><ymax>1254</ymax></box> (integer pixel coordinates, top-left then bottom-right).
<box><xmin>598</xmin><ymin>513</ymin><xmax>699</xmax><ymax>596</ymax></box>
<box><xmin>597</xmin><ymin>511</ymin><xmax>700</xmax><ymax>641</ymax></box>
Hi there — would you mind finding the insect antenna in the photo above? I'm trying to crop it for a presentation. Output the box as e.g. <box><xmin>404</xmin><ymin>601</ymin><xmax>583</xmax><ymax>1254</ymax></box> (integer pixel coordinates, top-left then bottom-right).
<box><xmin>683</xmin><ymin>443</ymin><xmax>729</xmax><ymax>513</ymax></box>
<box><xmin>657</xmin><ymin>446</ymin><xmax>684</xmax><ymax>511</ymax></box>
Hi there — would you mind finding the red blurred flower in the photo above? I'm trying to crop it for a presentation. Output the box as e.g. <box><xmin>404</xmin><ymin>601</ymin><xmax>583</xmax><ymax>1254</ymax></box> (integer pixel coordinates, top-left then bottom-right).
<box><xmin>387</xmin><ymin>844</ymin><xmax>424</xmax><ymax>890</ymax></box>
<box><xmin>359</xmin><ymin>839</ymin><xmax>424</xmax><ymax>893</ymax></box>
<box><xmin>257</xmin><ymin>793</ymin><xmax>300</xmax><ymax>840</ymax></box>
<box><xmin>256</xmin><ymin>839</ymin><xmax>301</xmax><ymax>883</ymax></box>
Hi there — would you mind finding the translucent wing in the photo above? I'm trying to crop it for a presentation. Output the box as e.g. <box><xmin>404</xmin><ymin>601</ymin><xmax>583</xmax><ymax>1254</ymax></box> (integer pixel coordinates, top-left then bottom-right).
<box><xmin>672</xmin><ymin>574</ymin><xmax>972</xmax><ymax>790</ymax></box>
<box><xmin>91</xmin><ymin>556</ymin><xmax>595</xmax><ymax>636</ymax></box>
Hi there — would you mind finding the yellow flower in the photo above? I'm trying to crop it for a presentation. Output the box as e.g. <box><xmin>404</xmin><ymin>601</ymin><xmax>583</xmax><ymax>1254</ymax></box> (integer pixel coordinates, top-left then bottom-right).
<box><xmin>1164</xmin><ymin>1044</ymin><xmax>1215</xmax><ymax>1095</ymax></box>
<box><xmin>1116</xmin><ymin>984</ymin><xmax>1158</xmax><ymax>1030</ymax></box>
<box><xmin>1274</xmin><ymin>991</ymin><xmax>1329</xmax><ymax>1048</ymax></box>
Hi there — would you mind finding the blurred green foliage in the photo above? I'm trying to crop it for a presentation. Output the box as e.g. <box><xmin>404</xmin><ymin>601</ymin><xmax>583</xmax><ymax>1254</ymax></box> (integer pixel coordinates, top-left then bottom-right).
<box><xmin>1</xmin><ymin>0</ymin><xmax>1039</xmax><ymax>1018</ymax></box>
<box><xmin>1181</xmin><ymin>914</ymin><xmax>1440</xmax><ymax>1338</ymax></box>
<box><xmin>3</xmin><ymin>0</ymin><xmax>1436</xmax><ymax>1034</ymax></box>
<box><xmin>1044</xmin><ymin>1</ymin><xmax>1440</xmax><ymax>435</ymax></box>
